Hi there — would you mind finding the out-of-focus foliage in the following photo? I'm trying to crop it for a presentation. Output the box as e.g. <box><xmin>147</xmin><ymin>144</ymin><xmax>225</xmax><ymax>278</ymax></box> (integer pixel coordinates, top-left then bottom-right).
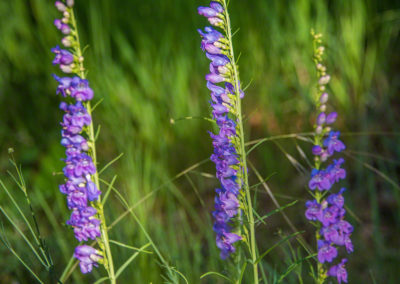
<box><xmin>0</xmin><ymin>0</ymin><xmax>399</xmax><ymax>283</ymax></box>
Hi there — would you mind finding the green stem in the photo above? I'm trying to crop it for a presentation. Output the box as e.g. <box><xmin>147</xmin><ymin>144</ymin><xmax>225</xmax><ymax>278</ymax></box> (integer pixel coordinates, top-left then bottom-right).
<box><xmin>70</xmin><ymin>10</ymin><xmax>115</xmax><ymax>284</ymax></box>
<box><xmin>222</xmin><ymin>1</ymin><xmax>258</xmax><ymax>283</ymax></box>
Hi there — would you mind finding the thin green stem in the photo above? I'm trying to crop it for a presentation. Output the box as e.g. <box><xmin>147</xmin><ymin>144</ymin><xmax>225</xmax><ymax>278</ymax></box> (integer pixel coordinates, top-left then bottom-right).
<box><xmin>70</xmin><ymin>10</ymin><xmax>115</xmax><ymax>283</ymax></box>
<box><xmin>222</xmin><ymin>1</ymin><xmax>258</xmax><ymax>282</ymax></box>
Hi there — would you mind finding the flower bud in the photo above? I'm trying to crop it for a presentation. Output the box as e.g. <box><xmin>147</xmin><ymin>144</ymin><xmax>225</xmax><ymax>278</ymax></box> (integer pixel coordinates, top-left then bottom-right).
<box><xmin>320</xmin><ymin>93</ymin><xmax>329</xmax><ymax>104</ymax></box>
<box><xmin>317</xmin><ymin>113</ymin><xmax>326</xmax><ymax>125</ymax></box>
<box><xmin>319</xmin><ymin>75</ymin><xmax>331</xmax><ymax>85</ymax></box>
<box><xmin>62</xmin><ymin>37</ymin><xmax>72</xmax><ymax>47</ymax></box>
<box><xmin>55</xmin><ymin>1</ymin><xmax>67</xmax><ymax>12</ymax></box>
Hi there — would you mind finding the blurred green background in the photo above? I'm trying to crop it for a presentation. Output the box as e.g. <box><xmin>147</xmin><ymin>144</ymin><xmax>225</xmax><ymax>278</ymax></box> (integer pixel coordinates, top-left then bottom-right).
<box><xmin>1</xmin><ymin>0</ymin><xmax>400</xmax><ymax>283</ymax></box>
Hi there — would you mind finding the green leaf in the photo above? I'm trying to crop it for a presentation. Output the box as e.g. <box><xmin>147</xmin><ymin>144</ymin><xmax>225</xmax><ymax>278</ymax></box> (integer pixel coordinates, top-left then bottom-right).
<box><xmin>255</xmin><ymin>200</ymin><xmax>298</xmax><ymax>225</ymax></box>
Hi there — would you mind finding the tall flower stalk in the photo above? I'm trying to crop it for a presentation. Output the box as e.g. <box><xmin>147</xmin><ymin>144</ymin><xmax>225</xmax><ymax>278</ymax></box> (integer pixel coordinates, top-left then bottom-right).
<box><xmin>52</xmin><ymin>1</ymin><xmax>115</xmax><ymax>281</ymax></box>
<box><xmin>198</xmin><ymin>1</ymin><xmax>258</xmax><ymax>282</ymax></box>
<box><xmin>305</xmin><ymin>31</ymin><xmax>353</xmax><ymax>284</ymax></box>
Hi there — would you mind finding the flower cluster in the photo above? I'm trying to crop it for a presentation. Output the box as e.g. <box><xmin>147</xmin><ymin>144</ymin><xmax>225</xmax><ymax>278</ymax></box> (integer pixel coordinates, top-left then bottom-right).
<box><xmin>305</xmin><ymin>32</ymin><xmax>353</xmax><ymax>283</ymax></box>
<box><xmin>52</xmin><ymin>0</ymin><xmax>103</xmax><ymax>273</ymax></box>
<box><xmin>198</xmin><ymin>1</ymin><xmax>244</xmax><ymax>259</ymax></box>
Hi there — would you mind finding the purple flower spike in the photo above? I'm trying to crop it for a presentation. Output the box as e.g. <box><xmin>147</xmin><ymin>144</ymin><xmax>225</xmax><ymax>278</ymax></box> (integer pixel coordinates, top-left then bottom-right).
<box><xmin>74</xmin><ymin>245</ymin><xmax>103</xmax><ymax>274</ymax></box>
<box><xmin>199</xmin><ymin>0</ymin><xmax>246</xmax><ymax>260</ymax></box>
<box><xmin>53</xmin><ymin>0</ymin><xmax>105</xmax><ymax>275</ymax></box>
<box><xmin>307</xmin><ymin>35</ymin><xmax>353</xmax><ymax>281</ymax></box>
<box><xmin>328</xmin><ymin>259</ymin><xmax>348</xmax><ymax>283</ymax></box>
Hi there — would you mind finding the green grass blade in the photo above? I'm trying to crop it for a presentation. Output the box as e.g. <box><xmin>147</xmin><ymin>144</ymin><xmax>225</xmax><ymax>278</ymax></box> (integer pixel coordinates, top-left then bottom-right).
<box><xmin>109</xmin><ymin>239</ymin><xmax>152</xmax><ymax>253</ymax></box>
<box><xmin>115</xmin><ymin>243</ymin><xmax>151</xmax><ymax>279</ymax></box>
<box><xmin>200</xmin><ymin>271</ymin><xmax>233</xmax><ymax>283</ymax></box>
<box><xmin>98</xmin><ymin>153</ymin><xmax>124</xmax><ymax>175</ymax></box>
<box><xmin>0</xmin><ymin>206</ymin><xmax>47</xmax><ymax>267</ymax></box>
<box><xmin>255</xmin><ymin>231</ymin><xmax>304</xmax><ymax>264</ymax></box>
<box><xmin>277</xmin><ymin>254</ymin><xmax>317</xmax><ymax>283</ymax></box>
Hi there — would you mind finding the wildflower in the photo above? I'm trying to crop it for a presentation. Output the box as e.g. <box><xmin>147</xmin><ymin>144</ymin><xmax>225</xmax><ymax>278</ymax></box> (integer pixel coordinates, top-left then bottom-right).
<box><xmin>323</xmin><ymin>131</ymin><xmax>346</xmax><ymax>155</ymax></box>
<box><xmin>52</xmin><ymin>0</ymin><xmax>107</xmax><ymax>274</ymax></box>
<box><xmin>216</xmin><ymin>231</ymin><xmax>242</xmax><ymax>260</ymax></box>
<box><xmin>51</xmin><ymin>45</ymin><xmax>74</xmax><ymax>66</ymax></box>
<box><xmin>309</xmin><ymin>168</ymin><xmax>332</xmax><ymax>191</ymax></box>
<box><xmin>328</xmin><ymin>259</ymin><xmax>348</xmax><ymax>283</ymax></box>
<box><xmin>305</xmin><ymin>200</ymin><xmax>321</xmax><ymax>221</ymax></box>
<box><xmin>74</xmin><ymin>245</ymin><xmax>103</xmax><ymax>274</ymax></box>
<box><xmin>306</xmin><ymin>32</ymin><xmax>353</xmax><ymax>282</ymax></box>
<box><xmin>199</xmin><ymin>1</ymin><xmax>247</xmax><ymax>259</ymax></box>
<box><xmin>318</xmin><ymin>240</ymin><xmax>338</xmax><ymax>263</ymax></box>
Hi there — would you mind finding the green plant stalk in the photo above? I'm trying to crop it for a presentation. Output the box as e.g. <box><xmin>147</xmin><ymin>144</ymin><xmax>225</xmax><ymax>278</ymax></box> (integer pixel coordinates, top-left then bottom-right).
<box><xmin>222</xmin><ymin>1</ymin><xmax>258</xmax><ymax>282</ymax></box>
<box><xmin>70</xmin><ymin>10</ymin><xmax>116</xmax><ymax>283</ymax></box>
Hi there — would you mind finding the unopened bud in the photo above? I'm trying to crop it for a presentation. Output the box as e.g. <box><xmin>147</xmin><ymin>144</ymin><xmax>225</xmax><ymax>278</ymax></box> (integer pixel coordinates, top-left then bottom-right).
<box><xmin>320</xmin><ymin>93</ymin><xmax>329</xmax><ymax>104</ymax></box>
<box><xmin>55</xmin><ymin>1</ymin><xmax>67</xmax><ymax>12</ymax></box>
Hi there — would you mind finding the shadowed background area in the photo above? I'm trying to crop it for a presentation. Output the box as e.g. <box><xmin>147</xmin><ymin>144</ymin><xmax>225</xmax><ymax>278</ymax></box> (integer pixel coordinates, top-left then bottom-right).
<box><xmin>1</xmin><ymin>0</ymin><xmax>400</xmax><ymax>283</ymax></box>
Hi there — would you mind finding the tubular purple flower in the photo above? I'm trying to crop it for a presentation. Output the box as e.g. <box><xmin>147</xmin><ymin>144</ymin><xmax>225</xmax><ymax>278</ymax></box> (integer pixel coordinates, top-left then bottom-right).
<box><xmin>206</xmin><ymin>73</ymin><xmax>225</xmax><ymax>84</ymax></box>
<box><xmin>204</xmin><ymin>43</ymin><xmax>222</xmax><ymax>54</ymax></box>
<box><xmin>328</xmin><ymin>259</ymin><xmax>348</xmax><ymax>283</ymax></box>
<box><xmin>326</xmin><ymin>112</ymin><xmax>338</xmax><ymax>124</ymax></box>
<box><xmin>198</xmin><ymin>6</ymin><xmax>219</xmax><ymax>18</ymax></box>
<box><xmin>317</xmin><ymin>112</ymin><xmax>326</xmax><ymax>125</ymax></box>
<box><xmin>323</xmin><ymin>131</ymin><xmax>346</xmax><ymax>155</ymax></box>
<box><xmin>52</xmin><ymin>45</ymin><xmax>74</xmax><ymax>66</ymax></box>
<box><xmin>74</xmin><ymin>245</ymin><xmax>103</xmax><ymax>274</ymax></box>
<box><xmin>318</xmin><ymin>240</ymin><xmax>338</xmax><ymax>263</ymax></box>
<box><xmin>208</xmin><ymin>17</ymin><xmax>224</xmax><ymax>26</ymax></box>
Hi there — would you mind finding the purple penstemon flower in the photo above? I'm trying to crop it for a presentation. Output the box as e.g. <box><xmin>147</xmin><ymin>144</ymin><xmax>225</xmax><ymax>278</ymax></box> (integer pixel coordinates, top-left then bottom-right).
<box><xmin>198</xmin><ymin>1</ymin><xmax>250</xmax><ymax>260</ymax></box>
<box><xmin>52</xmin><ymin>0</ymin><xmax>104</xmax><ymax>274</ymax></box>
<box><xmin>305</xmin><ymin>32</ymin><xmax>353</xmax><ymax>283</ymax></box>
